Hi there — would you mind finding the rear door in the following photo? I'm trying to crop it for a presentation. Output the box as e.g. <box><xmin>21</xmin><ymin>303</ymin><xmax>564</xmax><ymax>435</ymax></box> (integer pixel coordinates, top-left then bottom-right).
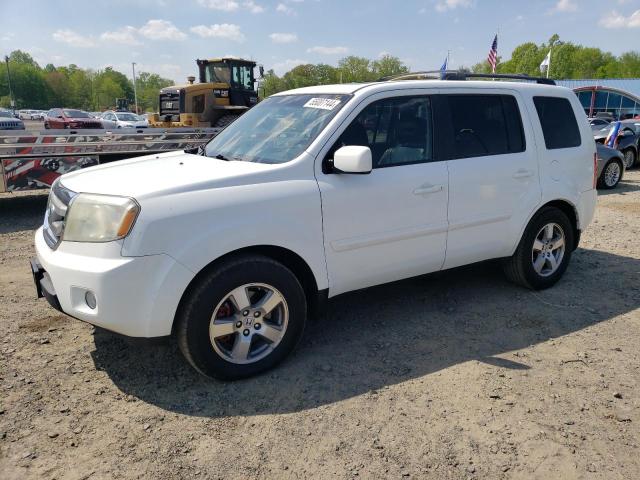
<box><xmin>434</xmin><ymin>90</ymin><xmax>541</xmax><ymax>269</ymax></box>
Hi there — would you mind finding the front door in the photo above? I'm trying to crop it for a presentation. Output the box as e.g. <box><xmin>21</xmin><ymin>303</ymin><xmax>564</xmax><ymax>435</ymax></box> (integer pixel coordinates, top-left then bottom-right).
<box><xmin>317</xmin><ymin>93</ymin><xmax>449</xmax><ymax>296</ymax></box>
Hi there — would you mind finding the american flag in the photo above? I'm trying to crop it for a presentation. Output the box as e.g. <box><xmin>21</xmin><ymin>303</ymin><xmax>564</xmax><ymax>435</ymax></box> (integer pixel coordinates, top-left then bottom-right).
<box><xmin>487</xmin><ymin>34</ymin><xmax>498</xmax><ymax>73</ymax></box>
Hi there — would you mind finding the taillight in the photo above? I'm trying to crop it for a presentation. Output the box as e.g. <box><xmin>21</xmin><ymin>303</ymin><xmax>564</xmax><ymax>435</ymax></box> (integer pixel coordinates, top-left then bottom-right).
<box><xmin>593</xmin><ymin>152</ymin><xmax>597</xmax><ymax>189</ymax></box>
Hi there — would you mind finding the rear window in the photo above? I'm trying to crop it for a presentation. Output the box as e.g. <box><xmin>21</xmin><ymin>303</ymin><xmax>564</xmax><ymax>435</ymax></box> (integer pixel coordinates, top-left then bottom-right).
<box><xmin>533</xmin><ymin>96</ymin><xmax>581</xmax><ymax>149</ymax></box>
<box><xmin>443</xmin><ymin>95</ymin><xmax>525</xmax><ymax>159</ymax></box>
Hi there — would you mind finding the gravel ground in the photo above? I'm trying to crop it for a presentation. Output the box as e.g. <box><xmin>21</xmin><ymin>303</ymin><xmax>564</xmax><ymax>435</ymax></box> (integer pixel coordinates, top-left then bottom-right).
<box><xmin>1</xmin><ymin>172</ymin><xmax>639</xmax><ymax>480</ymax></box>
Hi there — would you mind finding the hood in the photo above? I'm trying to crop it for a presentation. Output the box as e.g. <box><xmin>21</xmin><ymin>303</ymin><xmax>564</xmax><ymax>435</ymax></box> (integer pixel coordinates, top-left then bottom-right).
<box><xmin>59</xmin><ymin>151</ymin><xmax>273</xmax><ymax>200</ymax></box>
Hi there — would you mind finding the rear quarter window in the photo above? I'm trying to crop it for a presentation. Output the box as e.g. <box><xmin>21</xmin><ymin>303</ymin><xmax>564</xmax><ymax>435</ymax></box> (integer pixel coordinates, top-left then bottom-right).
<box><xmin>533</xmin><ymin>96</ymin><xmax>581</xmax><ymax>150</ymax></box>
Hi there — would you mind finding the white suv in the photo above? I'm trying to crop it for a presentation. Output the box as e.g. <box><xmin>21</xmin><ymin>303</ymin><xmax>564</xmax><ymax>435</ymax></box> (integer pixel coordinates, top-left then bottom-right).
<box><xmin>33</xmin><ymin>77</ymin><xmax>597</xmax><ymax>379</ymax></box>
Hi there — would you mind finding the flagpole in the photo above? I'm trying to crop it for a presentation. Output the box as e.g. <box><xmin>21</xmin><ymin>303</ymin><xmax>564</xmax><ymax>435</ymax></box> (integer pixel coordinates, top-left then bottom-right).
<box><xmin>547</xmin><ymin>47</ymin><xmax>551</xmax><ymax>78</ymax></box>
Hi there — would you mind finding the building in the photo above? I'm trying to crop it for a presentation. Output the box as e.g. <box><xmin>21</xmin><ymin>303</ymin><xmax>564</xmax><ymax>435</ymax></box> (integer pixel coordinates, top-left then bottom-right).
<box><xmin>557</xmin><ymin>79</ymin><xmax>640</xmax><ymax>120</ymax></box>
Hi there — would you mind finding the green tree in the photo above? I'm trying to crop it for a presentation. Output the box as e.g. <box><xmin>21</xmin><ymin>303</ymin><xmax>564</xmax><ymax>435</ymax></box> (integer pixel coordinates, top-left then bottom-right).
<box><xmin>94</xmin><ymin>76</ymin><xmax>125</xmax><ymax>110</ymax></box>
<box><xmin>135</xmin><ymin>72</ymin><xmax>174</xmax><ymax>112</ymax></box>
<box><xmin>471</xmin><ymin>35</ymin><xmax>640</xmax><ymax>79</ymax></box>
<box><xmin>260</xmin><ymin>69</ymin><xmax>286</xmax><ymax>97</ymax></box>
<box><xmin>371</xmin><ymin>55</ymin><xmax>408</xmax><ymax>79</ymax></box>
<box><xmin>337</xmin><ymin>56</ymin><xmax>374</xmax><ymax>82</ymax></box>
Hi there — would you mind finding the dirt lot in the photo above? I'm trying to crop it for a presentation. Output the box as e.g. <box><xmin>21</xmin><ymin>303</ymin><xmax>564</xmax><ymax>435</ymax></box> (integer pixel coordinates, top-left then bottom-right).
<box><xmin>1</xmin><ymin>173</ymin><xmax>639</xmax><ymax>480</ymax></box>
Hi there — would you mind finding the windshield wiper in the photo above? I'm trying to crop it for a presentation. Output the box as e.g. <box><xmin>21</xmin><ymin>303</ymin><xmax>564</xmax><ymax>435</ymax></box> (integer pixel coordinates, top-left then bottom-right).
<box><xmin>214</xmin><ymin>153</ymin><xmax>231</xmax><ymax>161</ymax></box>
<box><xmin>184</xmin><ymin>144</ymin><xmax>206</xmax><ymax>156</ymax></box>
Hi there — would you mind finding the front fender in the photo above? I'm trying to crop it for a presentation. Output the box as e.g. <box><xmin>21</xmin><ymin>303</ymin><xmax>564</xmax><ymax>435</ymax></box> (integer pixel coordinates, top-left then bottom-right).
<box><xmin>122</xmin><ymin>179</ymin><xmax>328</xmax><ymax>290</ymax></box>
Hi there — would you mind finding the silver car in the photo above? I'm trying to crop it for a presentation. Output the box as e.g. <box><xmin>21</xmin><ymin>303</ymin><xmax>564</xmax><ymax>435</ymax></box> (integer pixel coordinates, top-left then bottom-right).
<box><xmin>596</xmin><ymin>143</ymin><xmax>625</xmax><ymax>189</ymax></box>
<box><xmin>100</xmin><ymin>111</ymin><xmax>149</xmax><ymax>129</ymax></box>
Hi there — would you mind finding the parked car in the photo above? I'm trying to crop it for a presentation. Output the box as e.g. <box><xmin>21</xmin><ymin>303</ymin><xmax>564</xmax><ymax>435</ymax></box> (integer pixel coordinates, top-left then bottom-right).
<box><xmin>0</xmin><ymin>110</ymin><xmax>25</xmax><ymax>130</ymax></box>
<box><xmin>594</xmin><ymin>121</ymin><xmax>639</xmax><ymax>169</ymax></box>
<box><xmin>100</xmin><ymin>110</ymin><xmax>149</xmax><ymax>129</ymax></box>
<box><xmin>44</xmin><ymin>109</ymin><xmax>103</xmax><ymax>129</ymax></box>
<box><xmin>595</xmin><ymin>143</ymin><xmax>625</xmax><ymax>189</ymax></box>
<box><xmin>33</xmin><ymin>79</ymin><xmax>597</xmax><ymax>379</ymax></box>
<box><xmin>588</xmin><ymin>117</ymin><xmax>610</xmax><ymax>131</ymax></box>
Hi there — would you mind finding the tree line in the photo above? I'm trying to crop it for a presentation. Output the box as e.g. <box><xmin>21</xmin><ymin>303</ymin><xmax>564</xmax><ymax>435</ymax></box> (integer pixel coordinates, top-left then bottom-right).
<box><xmin>2</xmin><ymin>35</ymin><xmax>639</xmax><ymax>110</ymax></box>
<box><xmin>262</xmin><ymin>35</ymin><xmax>640</xmax><ymax>96</ymax></box>
<box><xmin>261</xmin><ymin>55</ymin><xmax>409</xmax><ymax>96</ymax></box>
<box><xmin>472</xmin><ymin>34</ymin><xmax>640</xmax><ymax>78</ymax></box>
<box><xmin>0</xmin><ymin>50</ymin><xmax>174</xmax><ymax>112</ymax></box>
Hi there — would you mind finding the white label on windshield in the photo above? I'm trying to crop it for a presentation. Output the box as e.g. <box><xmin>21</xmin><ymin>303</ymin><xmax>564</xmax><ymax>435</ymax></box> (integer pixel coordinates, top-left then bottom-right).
<box><xmin>303</xmin><ymin>98</ymin><xmax>341</xmax><ymax>110</ymax></box>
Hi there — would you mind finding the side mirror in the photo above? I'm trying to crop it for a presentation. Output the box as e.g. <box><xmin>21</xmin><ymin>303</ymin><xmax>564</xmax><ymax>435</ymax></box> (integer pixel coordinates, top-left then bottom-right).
<box><xmin>333</xmin><ymin>146</ymin><xmax>372</xmax><ymax>174</ymax></box>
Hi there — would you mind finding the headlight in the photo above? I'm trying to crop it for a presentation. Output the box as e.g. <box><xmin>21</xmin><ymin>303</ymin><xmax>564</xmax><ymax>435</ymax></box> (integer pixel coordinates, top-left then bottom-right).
<box><xmin>63</xmin><ymin>193</ymin><xmax>140</xmax><ymax>243</ymax></box>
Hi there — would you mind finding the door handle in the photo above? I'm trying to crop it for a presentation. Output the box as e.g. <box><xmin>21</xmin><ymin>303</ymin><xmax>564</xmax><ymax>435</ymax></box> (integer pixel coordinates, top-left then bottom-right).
<box><xmin>512</xmin><ymin>169</ymin><xmax>534</xmax><ymax>179</ymax></box>
<box><xmin>413</xmin><ymin>184</ymin><xmax>443</xmax><ymax>195</ymax></box>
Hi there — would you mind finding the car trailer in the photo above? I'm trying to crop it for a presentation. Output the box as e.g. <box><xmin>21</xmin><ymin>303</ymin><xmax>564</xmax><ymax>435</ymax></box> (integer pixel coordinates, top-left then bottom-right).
<box><xmin>0</xmin><ymin>127</ymin><xmax>221</xmax><ymax>192</ymax></box>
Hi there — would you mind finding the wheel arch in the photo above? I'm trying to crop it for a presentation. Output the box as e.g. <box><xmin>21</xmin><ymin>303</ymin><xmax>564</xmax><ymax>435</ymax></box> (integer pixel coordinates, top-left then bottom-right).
<box><xmin>517</xmin><ymin>199</ymin><xmax>581</xmax><ymax>254</ymax></box>
<box><xmin>171</xmin><ymin>245</ymin><xmax>323</xmax><ymax>335</ymax></box>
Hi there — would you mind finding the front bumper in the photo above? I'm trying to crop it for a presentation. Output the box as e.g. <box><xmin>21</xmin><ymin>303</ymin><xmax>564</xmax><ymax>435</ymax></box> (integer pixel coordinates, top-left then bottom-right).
<box><xmin>34</xmin><ymin>227</ymin><xmax>194</xmax><ymax>337</ymax></box>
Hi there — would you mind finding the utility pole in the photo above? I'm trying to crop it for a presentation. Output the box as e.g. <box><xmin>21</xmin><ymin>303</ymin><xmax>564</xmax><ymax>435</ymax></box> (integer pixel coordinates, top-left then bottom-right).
<box><xmin>4</xmin><ymin>56</ymin><xmax>16</xmax><ymax>110</ymax></box>
<box><xmin>131</xmin><ymin>62</ymin><xmax>139</xmax><ymax>113</ymax></box>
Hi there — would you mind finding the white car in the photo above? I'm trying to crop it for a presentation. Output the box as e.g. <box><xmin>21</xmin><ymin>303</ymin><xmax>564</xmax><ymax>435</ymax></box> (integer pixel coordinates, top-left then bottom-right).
<box><xmin>33</xmin><ymin>76</ymin><xmax>597</xmax><ymax>379</ymax></box>
<box><xmin>100</xmin><ymin>110</ymin><xmax>149</xmax><ymax>129</ymax></box>
<box><xmin>18</xmin><ymin>109</ymin><xmax>39</xmax><ymax>120</ymax></box>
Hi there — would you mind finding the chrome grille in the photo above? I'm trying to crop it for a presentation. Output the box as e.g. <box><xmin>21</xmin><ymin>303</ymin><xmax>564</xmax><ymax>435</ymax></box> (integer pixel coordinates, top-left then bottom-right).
<box><xmin>43</xmin><ymin>180</ymin><xmax>76</xmax><ymax>249</ymax></box>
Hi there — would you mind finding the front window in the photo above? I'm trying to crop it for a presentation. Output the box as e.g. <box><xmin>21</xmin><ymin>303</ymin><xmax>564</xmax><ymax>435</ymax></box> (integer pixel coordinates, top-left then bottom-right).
<box><xmin>204</xmin><ymin>94</ymin><xmax>351</xmax><ymax>164</ymax></box>
<box><xmin>63</xmin><ymin>109</ymin><xmax>89</xmax><ymax>118</ymax></box>
<box><xmin>204</xmin><ymin>62</ymin><xmax>231</xmax><ymax>84</ymax></box>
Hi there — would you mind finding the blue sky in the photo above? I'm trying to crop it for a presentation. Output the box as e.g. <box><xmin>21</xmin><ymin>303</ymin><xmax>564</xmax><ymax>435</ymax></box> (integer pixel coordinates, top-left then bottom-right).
<box><xmin>1</xmin><ymin>0</ymin><xmax>639</xmax><ymax>83</ymax></box>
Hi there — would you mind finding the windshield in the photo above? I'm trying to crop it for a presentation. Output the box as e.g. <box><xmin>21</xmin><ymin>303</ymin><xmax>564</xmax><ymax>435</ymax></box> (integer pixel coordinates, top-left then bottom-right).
<box><xmin>204</xmin><ymin>94</ymin><xmax>351</xmax><ymax>164</ymax></box>
<box><xmin>204</xmin><ymin>62</ymin><xmax>231</xmax><ymax>84</ymax></box>
<box><xmin>0</xmin><ymin>111</ymin><xmax>11</xmax><ymax>118</ymax></box>
<box><xmin>63</xmin><ymin>109</ymin><xmax>89</xmax><ymax>118</ymax></box>
<box><xmin>116</xmin><ymin>113</ymin><xmax>138</xmax><ymax>121</ymax></box>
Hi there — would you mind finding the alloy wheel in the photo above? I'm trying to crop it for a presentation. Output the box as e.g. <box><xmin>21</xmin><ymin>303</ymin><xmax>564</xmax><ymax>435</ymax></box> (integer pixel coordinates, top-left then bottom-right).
<box><xmin>209</xmin><ymin>283</ymin><xmax>289</xmax><ymax>365</ymax></box>
<box><xmin>531</xmin><ymin>223</ymin><xmax>566</xmax><ymax>277</ymax></box>
<box><xmin>603</xmin><ymin>161</ymin><xmax>621</xmax><ymax>187</ymax></box>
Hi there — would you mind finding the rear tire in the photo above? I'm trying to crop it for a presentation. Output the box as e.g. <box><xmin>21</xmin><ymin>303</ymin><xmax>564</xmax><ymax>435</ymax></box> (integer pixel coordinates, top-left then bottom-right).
<box><xmin>177</xmin><ymin>255</ymin><xmax>307</xmax><ymax>380</ymax></box>
<box><xmin>503</xmin><ymin>207</ymin><xmax>574</xmax><ymax>290</ymax></box>
<box><xmin>622</xmin><ymin>149</ymin><xmax>636</xmax><ymax>169</ymax></box>
<box><xmin>597</xmin><ymin>160</ymin><xmax>622</xmax><ymax>189</ymax></box>
<box><xmin>213</xmin><ymin>114</ymin><xmax>239</xmax><ymax>129</ymax></box>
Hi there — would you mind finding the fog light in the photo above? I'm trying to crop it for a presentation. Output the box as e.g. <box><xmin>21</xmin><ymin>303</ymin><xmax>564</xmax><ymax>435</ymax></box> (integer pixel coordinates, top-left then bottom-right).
<box><xmin>85</xmin><ymin>291</ymin><xmax>97</xmax><ymax>310</ymax></box>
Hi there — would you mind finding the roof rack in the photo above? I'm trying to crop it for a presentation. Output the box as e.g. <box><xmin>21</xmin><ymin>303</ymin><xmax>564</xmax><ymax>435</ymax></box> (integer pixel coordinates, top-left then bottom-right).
<box><xmin>380</xmin><ymin>70</ymin><xmax>556</xmax><ymax>86</ymax></box>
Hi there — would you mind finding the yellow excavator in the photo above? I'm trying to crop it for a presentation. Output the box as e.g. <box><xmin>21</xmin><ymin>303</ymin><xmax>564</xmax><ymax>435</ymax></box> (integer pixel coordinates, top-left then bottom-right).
<box><xmin>150</xmin><ymin>57</ymin><xmax>262</xmax><ymax>128</ymax></box>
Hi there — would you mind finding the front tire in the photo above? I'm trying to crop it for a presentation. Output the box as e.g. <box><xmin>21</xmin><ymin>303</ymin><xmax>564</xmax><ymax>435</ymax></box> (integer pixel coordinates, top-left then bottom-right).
<box><xmin>503</xmin><ymin>207</ymin><xmax>574</xmax><ymax>290</ymax></box>
<box><xmin>177</xmin><ymin>255</ymin><xmax>307</xmax><ymax>380</ymax></box>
